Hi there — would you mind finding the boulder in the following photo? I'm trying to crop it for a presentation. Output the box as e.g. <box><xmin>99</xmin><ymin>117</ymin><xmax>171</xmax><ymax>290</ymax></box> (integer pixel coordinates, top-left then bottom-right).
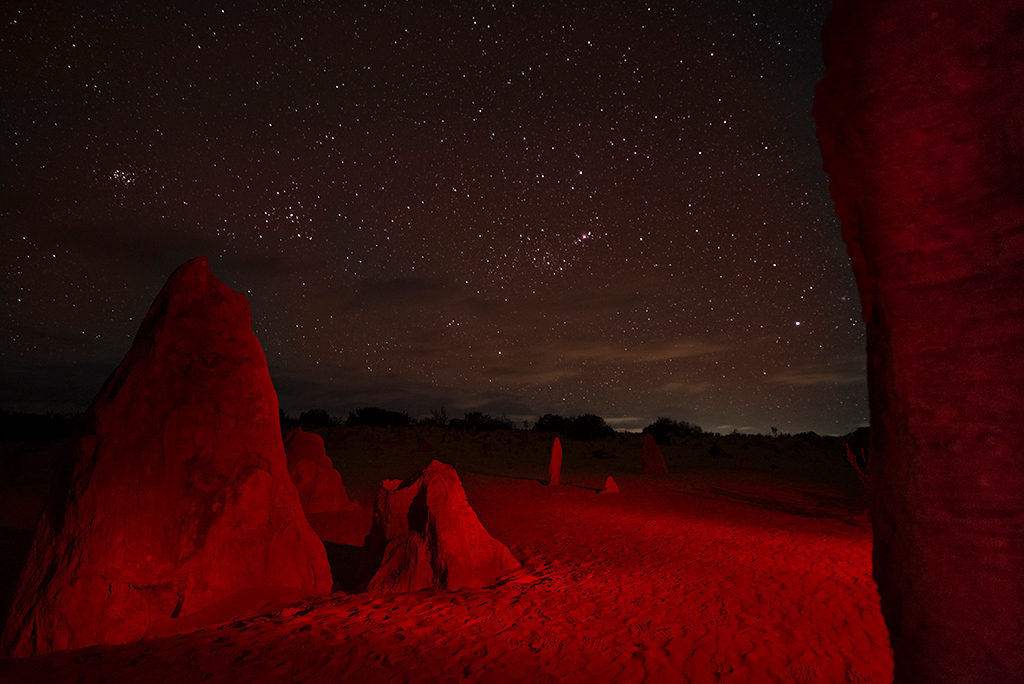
<box><xmin>600</xmin><ymin>476</ymin><xmax>620</xmax><ymax>494</ymax></box>
<box><xmin>641</xmin><ymin>434</ymin><xmax>669</xmax><ymax>475</ymax></box>
<box><xmin>283</xmin><ymin>428</ymin><xmax>357</xmax><ymax>514</ymax></box>
<box><xmin>548</xmin><ymin>437</ymin><xmax>562</xmax><ymax>486</ymax></box>
<box><xmin>1</xmin><ymin>257</ymin><xmax>331</xmax><ymax>658</ymax></box>
<box><xmin>359</xmin><ymin>460</ymin><xmax>519</xmax><ymax>594</ymax></box>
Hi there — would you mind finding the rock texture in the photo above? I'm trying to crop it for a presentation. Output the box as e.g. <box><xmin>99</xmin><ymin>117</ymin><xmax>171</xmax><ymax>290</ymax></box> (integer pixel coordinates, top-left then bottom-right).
<box><xmin>816</xmin><ymin>2</ymin><xmax>1024</xmax><ymax>680</ymax></box>
<box><xmin>548</xmin><ymin>437</ymin><xmax>562</xmax><ymax>486</ymax></box>
<box><xmin>283</xmin><ymin>428</ymin><xmax>357</xmax><ymax>514</ymax></box>
<box><xmin>600</xmin><ymin>476</ymin><xmax>619</xmax><ymax>494</ymax></box>
<box><xmin>359</xmin><ymin>460</ymin><xmax>519</xmax><ymax>594</ymax></box>
<box><xmin>640</xmin><ymin>434</ymin><xmax>668</xmax><ymax>475</ymax></box>
<box><xmin>1</xmin><ymin>258</ymin><xmax>331</xmax><ymax>658</ymax></box>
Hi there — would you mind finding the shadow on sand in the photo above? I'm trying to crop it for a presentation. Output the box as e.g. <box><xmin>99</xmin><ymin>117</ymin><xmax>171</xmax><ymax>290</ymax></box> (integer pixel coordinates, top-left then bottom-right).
<box><xmin>464</xmin><ymin>468</ymin><xmax>605</xmax><ymax>493</ymax></box>
<box><xmin>693</xmin><ymin>487</ymin><xmax>868</xmax><ymax>526</ymax></box>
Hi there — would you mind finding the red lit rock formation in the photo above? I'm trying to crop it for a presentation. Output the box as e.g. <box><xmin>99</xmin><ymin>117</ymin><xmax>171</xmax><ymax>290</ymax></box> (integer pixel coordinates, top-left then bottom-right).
<box><xmin>640</xmin><ymin>434</ymin><xmax>668</xmax><ymax>475</ymax></box>
<box><xmin>0</xmin><ymin>258</ymin><xmax>331</xmax><ymax>658</ymax></box>
<box><xmin>600</xmin><ymin>476</ymin><xmax>619</xmax><ymax>494</ymax></box>
<box><xmin>816</xmin><ymin>2</ymin><xmax>1024</xmax><ymax>680</ymax></box>
<box><xmin>359</xmin><ymin>460</ymin><xmax>519</xmax><ymax>594</ymax></box>
<box><xmin>548</xmin><ymin>437</ymin><xmax>562</xmax><ymax>486</ymax></box>
<box><xmin>283</xmin><ymin>428</ymin><xmax>357</xmax><ymax>514</ymax></box>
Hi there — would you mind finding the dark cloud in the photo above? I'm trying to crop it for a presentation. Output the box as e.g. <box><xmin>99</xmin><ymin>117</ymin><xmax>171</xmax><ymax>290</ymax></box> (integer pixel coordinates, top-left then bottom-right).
<box><xmin>768</xmin><ymin>359</ymin><xmax>865</xmax><ymax>386</ymax></box>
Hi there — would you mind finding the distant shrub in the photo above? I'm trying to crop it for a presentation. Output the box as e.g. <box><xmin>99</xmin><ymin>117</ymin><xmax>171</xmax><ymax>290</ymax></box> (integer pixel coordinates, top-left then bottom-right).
<box><xmin>532</xmin><ymin>414</ymin><xmax>616</xmax><ymax>439</ymax></box>
<box><xmin>566</xmin><ymin>414</ymin><xmax>615</xmax><ymax>440</ymax></box>
<box><xmin>345</xmin><ymin>406</ymin><xmax>412</xmax><ymax>428</ymax></box>
<box><xmin>533</xmin><ymin>414</ymin><xmax>569</xmax><ymax>433</ymax></box>
<box><xmin>642</xmin><ymin>417</ymin><xmax>702</xmax><ymax>444</ymax></box>
<box><xmin>450</xmin><ymin>412</ymin><xmax>515</xmax><ymax>432</ymax></box>
<box><xmin>422</xmin><ymin>407</ymin><xmax>449</xmax><ymax>428</ymax></box>
<box><xmin>299</xmin><ymin>408</ymin><xmax>336</xmax><ymax>428</ymax></box>
<box><xmin>279</xmin><ymin>409</ymin><xmax>300</xmax><ymax>430</ymax></box>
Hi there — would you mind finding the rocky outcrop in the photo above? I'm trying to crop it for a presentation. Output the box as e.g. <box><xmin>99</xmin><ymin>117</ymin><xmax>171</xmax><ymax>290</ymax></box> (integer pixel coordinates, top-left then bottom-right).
<box><xmin>1</xmin><ymin>258</ymin><xmax>331</xmax><ymax>658</ymax></box>
<box><xmin>284</xmin><ymin>428</ymin><xmax>357</xmax><ymax>514</ymax></box>
<box><xmin>359</xmin><ymin>460</ymin><xmax>519</xmax><ymax>594</ymax></box>
<box><xmin>548</xmin><ymin>437</ymin><xmax>562</xmax><ymax>486</ymax></box>
<box><xmin>600</xmin><ymin>476</ymin><xmax>619</xmax><ymax>494</ymax></box>
<box><xmin>640</xmin><ymin>434</ymin><xmax>668</xmax><ymax>475</ymax></box>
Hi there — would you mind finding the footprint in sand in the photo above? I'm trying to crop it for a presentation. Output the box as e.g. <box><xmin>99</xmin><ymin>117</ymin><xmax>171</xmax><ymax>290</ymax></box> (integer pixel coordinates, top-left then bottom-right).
<box><xmin>503</xmin><ymin>634</ymin><xmax>523</xmax><ymax>650</ymax></box>
<box><xmin>529</xmin><ymin>633</ymin><xmax>563</xmax><ymax>653</ymax></box>
<box><xmin>793</xmin><ymin>663</ymin><xmax>822</xmax><ymax>684</ymax></box>
<box><xmin>650</xmin><ymin>626</ymin><xmax>675</xmax><ymax>644</ymax></box>
<box><xmin>844</xmin><ymin>663</ymin><xmax>874</xmax><ymax>683</ymax></box>
<box><xmin>627</xmin><ymin>619</ymin><xmax>653</xmax><ymax>637</ymax></box>
<box><xmin>581</xmin><ymin>632</ymin><xmax>614</xmax><ymax>650</ymax></box>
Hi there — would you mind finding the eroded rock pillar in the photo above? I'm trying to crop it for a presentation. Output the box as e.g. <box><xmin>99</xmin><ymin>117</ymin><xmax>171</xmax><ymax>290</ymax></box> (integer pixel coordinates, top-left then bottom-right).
<box><xmin>815</xmin><ymin>2</ymin><xmax>1024</xmax><ymax>680</ymax></box>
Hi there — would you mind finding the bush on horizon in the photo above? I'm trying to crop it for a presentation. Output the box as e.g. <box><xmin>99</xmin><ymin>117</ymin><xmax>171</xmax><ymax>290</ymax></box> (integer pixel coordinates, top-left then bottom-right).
<box><xmin>642</xmin><ymin>417</ymin><xmax>703</xmax><ymax>444</ymax></box>
<box><xmin>421</xmin><ymin>407</ymin><xmax>449</xmax><ymax>428</ymax></box>
<box><xmin>533</xmin><ymin>413</ymin><xmax>569</xmax><ymax>434</ymax></box>
<box><xmin>346</xmin><ymin>406</ymin><xmax>413</xmax><ymax>429</ymax></box>
<box><xmin>279</xmin><ymin>409</ymin><xmax>300</xmax><ymax>430</ymax></box>
<box><xmin>448</xmin><ymin>411</ymin><xmax>516</xmax><ymax>432</ymax></box>
<box><xmin>299</xmin><ymin>408</ymin><xmax>337</xmax><ymax>428</ymax></box>
<box><xmin>566</xmin><ymin>414</ymin><xmax>616</xmax><ymax>440</ymax></box>
<box><xmin>533</xmin><ymin>413</ymin><xmax>614</xmax><ymax>440</ymax></box>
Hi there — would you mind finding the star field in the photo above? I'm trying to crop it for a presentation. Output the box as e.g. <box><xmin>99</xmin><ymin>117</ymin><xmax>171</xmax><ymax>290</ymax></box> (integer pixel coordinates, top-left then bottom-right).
<box><xmin>0</xmin><ymin>1</ymin><xmax>866</xmax><ymax>434</ymax></box>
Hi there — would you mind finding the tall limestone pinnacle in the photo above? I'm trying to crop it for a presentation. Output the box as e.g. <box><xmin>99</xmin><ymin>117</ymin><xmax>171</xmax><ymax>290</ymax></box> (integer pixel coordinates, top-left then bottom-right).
<box><xmin>1</xmin><ymin>257</ymin><xmax>331</xmax><ymax>657</ymax></box>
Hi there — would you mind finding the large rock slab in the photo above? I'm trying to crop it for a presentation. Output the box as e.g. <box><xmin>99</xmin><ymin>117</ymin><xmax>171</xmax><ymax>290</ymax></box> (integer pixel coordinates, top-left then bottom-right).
<box><xmin>359</xmin><ymin>460</ymin><xmax>519</xmax><ymax>594</ymax></box>
<box><xmin>1</xmin><ymin>257</ymin><xmax>331</xmax><ymax>658</ymax></box>
<box><xmin>284</xmin><ymin>428</ymin><xmax>358</xmax><ymax>514</ymax></box>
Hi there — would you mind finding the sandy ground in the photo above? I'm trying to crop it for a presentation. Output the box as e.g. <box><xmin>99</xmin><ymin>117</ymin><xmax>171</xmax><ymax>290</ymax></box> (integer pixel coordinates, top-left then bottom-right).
<box><xmin>0</xmin><ymin>428</ymin><xmax>892</xmax><ymax>682</ymax></box>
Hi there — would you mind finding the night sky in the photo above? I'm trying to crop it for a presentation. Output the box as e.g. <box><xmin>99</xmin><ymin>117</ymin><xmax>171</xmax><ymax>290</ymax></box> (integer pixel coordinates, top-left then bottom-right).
<box><xmin>1</xmin><ymin>1</ymin><xmax>866</xmax><ymax>436</ymax></box>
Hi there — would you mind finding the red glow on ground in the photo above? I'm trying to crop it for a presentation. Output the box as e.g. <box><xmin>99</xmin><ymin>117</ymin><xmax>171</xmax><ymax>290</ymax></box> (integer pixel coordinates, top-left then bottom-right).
<box><xmin>1</xmin><ymin>440</ymin><xmax>892</xmax><ymax>682</ymax></box>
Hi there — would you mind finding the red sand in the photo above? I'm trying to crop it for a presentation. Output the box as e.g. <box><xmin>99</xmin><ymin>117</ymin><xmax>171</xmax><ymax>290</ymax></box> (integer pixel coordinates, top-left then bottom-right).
<box><xmin>0</xmin><ymin>431</ymin><xmax>892</xmax><ymax>682</ymax></box>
